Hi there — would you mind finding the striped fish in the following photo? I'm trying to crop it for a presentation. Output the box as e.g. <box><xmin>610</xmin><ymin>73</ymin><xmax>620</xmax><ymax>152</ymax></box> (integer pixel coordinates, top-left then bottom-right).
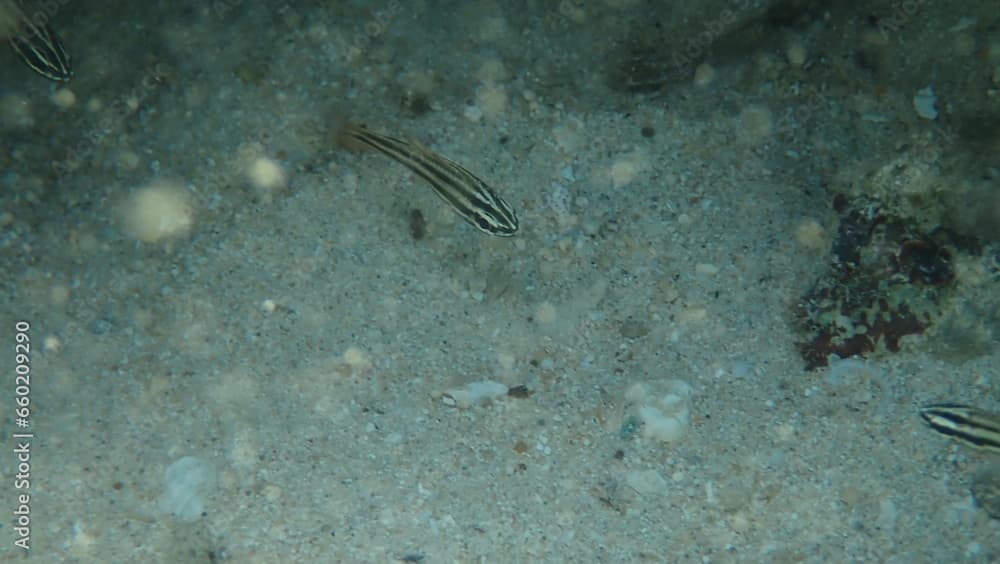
<box><xmin>919</xmin><ymin>403</ymin><xmax>1000</xmax><ymax>453</ymax></box>
<box><xmin>338</xmin><ymin>123</ymin><xmax>518</xmax><ymax>237</ymax></box>
<box><xmin>5</xmin><ymin>0</ymin><xmax>72</xmax><ymax>81</ymax></box>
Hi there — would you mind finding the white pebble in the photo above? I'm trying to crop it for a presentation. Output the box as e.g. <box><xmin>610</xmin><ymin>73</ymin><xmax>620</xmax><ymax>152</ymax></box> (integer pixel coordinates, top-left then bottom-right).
<box><xmin>463</xmin><ymin>103</ymin><xmax>483</xmax><ymax>122</ymax></box>
<box><xmin>695</xmin><ymin>263</ymin><xmax>719</xmax><ymax>276</ymax></box>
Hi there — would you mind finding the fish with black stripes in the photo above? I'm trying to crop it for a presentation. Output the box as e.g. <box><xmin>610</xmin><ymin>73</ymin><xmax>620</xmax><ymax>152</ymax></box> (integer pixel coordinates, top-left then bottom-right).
<box><xmin>337</xmin><ymin>123</ymin><xmax>518</xmax><ymax>237</ymax></box>
<box><xmin>2</xmin><ymin>0</ymin><xmax>72</xmax><ymax>81</ymax></box>
<box><xmin>919</xmin><ymin>403</ymin><xmax>1000</xmax><ymax>453</ymax></box>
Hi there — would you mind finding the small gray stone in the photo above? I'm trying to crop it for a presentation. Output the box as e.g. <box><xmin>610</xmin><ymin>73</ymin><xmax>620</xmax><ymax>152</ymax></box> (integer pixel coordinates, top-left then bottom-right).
<box><xmin>89</xmin><ymin>318</ymin><xmax>113</xmax><ymax>335</ymax></box>
<box><xmin>620</xmin><ymin>319</ymin><xmax>649</xmax><ymax>339</ymax></box>
<box><xmin>972</xmin><ymin>462</ymin><xmax>1000</xmax><ymax>520</ymax></box>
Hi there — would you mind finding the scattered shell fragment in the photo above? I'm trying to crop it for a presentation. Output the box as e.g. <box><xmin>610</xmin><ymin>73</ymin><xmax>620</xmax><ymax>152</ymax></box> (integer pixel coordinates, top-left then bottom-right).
<box><xmin>626</xmin><ymin>469</ymin><xmax>667</xmax><ymax>495</ymax></box>
<box><xmin>442</xmin><ymin>380</ymin><xmax>509</xmax><ymax>408</ymax></box>
<box><xmin>913</xmin><ymin>86</ymin><xmax>938</xmax><ymax>120</ymax></box>
<box><xmin>622</xmin><ymin>379</ymin><xmax>693</xmax><ymax>443</ymax></box>
<box><xmin>158</xmin><ymin>456</ymin><xmax>217</xmax><ymax>522</ymax></box>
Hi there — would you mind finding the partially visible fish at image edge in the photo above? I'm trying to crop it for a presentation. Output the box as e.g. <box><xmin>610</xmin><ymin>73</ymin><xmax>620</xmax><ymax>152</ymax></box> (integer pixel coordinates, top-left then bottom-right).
<box><xmin>4</xmin><ymin>0</ymin><xmax>72</xmax><ymax>81</ymax></box>
<box><xmin>919</xmin><ymin>403</ymin><xmax>1000</xmax><ymax>453</ymax></box>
